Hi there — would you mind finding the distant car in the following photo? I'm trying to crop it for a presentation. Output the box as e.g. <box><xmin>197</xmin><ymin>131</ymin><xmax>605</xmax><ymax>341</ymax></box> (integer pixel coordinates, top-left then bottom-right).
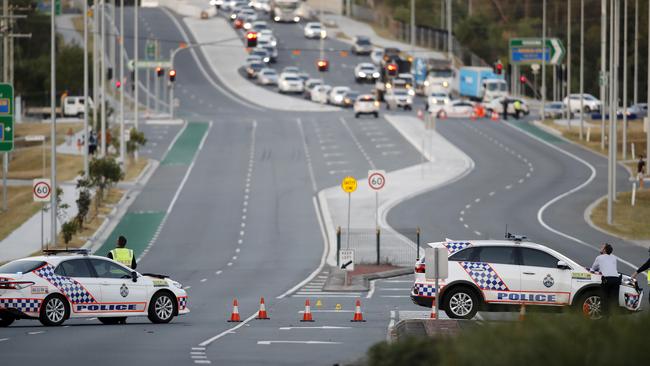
<box><xmin>278</xmin><ymin>74</ymin><xmax>304</xmax><ymax>93</ymax></box>
<box><xmin>627</xmin><ymin>103</ymin><xmax>648</xmax><ymax>118</ymax></box>
<box><xmin>351</xmin><ymin>36</ymin><xmax>373</xmax><ymax>55</ymax></box>
<box><xmin>246</xmin><ymin>61</ymin><xmax>265</xmax><ymax>78</ymax></box>
<box><xmin>427</xmin><ymin>91</ymin><xmax>451</xmax><ymax>112</ymax></box>
<box><xmin>209</xmin><ymin>0</ymin><xmax>224</xmax><ymax>8</ymax></box>
<box><xmin>563</xmin><ymin>93</ymin><xmax>601</xmax><ymax>113</ymax></box>
<box><xmin>304</xmin><ymin>78</ymin><xmax>324</xmax><ymax>99</ymax></box>
<box><xmin>384</xmin><ymin>88</ymin><xmax>412</xmax><ymax>110</ymax></box>
<box><xmin>304</xmin><ymin>22</ymin><xmax>326</xmax><ymax>39</ymax></box>
<box><xmin>229</xmin><ymin>7</ymin><xmax>244</xmax><ymax>21</ymax></box>
<box><xmin>0</xmin><ymin>252</ymin><xmax>189</xmax><ymax>327</ymax></box>
<box><xmin>342</xmin><ymin>90</ymin><xmax>361</xmax><ymax>108</ymax></box>
<box><xmin>328</xmin><ymin>86</ymin><xmax>351</xmax><ymax>105</ymax></box>
<box><xmin>354</xmin><ymin>94</ymin><xmax>380</xmax><ymax>118</ymax></box>
<box><xmin>487</xmin><ymin>97</ymin><xmax>530</xmax><ymax>116</ymax></box>
<box><xmin>250</xmin><ymin>48</ymin><xmax>271</xmax><ymax>64</ymax></box>
<box><xmin>258</xmin><ymin>29</ymin><xmax>277</xmax><ymax>47</ymax></box>
<box><xmin>311</xmin><ymin>85</ymin><xmax>332</xmax><ymax>104</ymax></box>
<box><xmin>256</xmin><ymin>40</ymin><xmax>278</xmax><ymax>63</ymax></box>
<box><xmin>396</xmin><ymin>73</ymin><xmax>416</xmax><ymax>96</ymax></box>
<box><xmin>281</xmin><ymin>66</ymin><xmax>300</xmax><ymax>75</ymax></box>
<box><xmin>296</xmin><ymin>72</ymin><xmax>310</xmax><ymax>84</ymax></box>
<box><xmin>370</xmin><ymin>49</ymin><xmax>384</xmax><ymax>65</ymax></box>
<box><xmin>441</xmin><ymin>100</ymin><xmax>475</xmax><ymax>117</ymax></box>
<box><xmin>543</xmin><ymin>101</ymin><xmax>571</xmax><ymax>119</ymax></box>
<box><xmin>354</xmin><ymin>63</ymin><xmax>380</xmax><ymax>83</ymax></box>
<box><xmin>257</xmin><ymin>68</ymin><xmax>278</xmax><ymax>85</ymax></box>
<box><xmin>251</xmin><ymin>20</ymin><xmax>269</xmax><ymax>33</ymax></box>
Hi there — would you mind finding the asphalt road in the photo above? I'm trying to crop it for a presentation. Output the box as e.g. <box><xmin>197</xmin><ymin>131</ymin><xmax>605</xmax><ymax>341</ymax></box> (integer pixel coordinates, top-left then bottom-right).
<box><xmin>1</xmin><ymin>5</ymin><xmax>646</xmax><ymax>366</ymax></box>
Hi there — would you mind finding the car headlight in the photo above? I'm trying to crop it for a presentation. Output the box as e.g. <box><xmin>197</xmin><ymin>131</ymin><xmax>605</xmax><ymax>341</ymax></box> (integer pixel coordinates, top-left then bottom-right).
<box><xmin>335</xmin><ymin>95</ymin><xmax>343</xmax><ymax>102</ymax></box>
<box><xmin>320</xmin><ymin>30</ymin><xmax>327</xmax><ymax>38</ymax></box>
<box><xmin>294</xmin><ymin>16</ymin><xmax>300</xmax><ymax>22</ymax></box>
<box><xmin>424</xmin><ymin>80</ymin><xmax>430</xmax><ymax>86</ymax></box>
<box><xmin>374</xmin><ymin>101</ymin><xmax>380</xmax><ymax>107</ymax></box>
<box><xmin>244</xmin><ymin>23</ymin><xmax>252</xmax><ymax>29</ymax></box>
<box><xmin>264</xmin><ymin>57</ymin><xmax>270</xmax><ymax>63</ymax></box>
<box><xmin>386</xmin><ymin>83</ymin><xmax>392</xmax><ymax>89</ymax></box>
<box><xmin>442</xmin><ymin>81</ymin><xmax>449</xmax><ymax>88</ymax></box>
<box><xmin>274</xmin><ymin>16</ymin><xmax>280</xmax><ymax>21</ymax></box>
<box><xmin>231</xmin><ymin>14</ymin><xmax>236</xmax><ymax>19</ymax></box>
<box><xmin>358</xmin><ymin>72</ymin><xmax>366</xmax><ymax>78</ymax></box>
<box><xmin>408</xmin><ymin>89</ymin><xmax>415</xmax><ymax>96</ymax></box>
<box><xmin>271</xmin><ymin>40</ymin><xmax>277</xmax><ymax>46</ymax></box>
<box><xmin>372</xmin><ymin>72</ymin><xmax>380</xmax><ymax>78</ymax></box>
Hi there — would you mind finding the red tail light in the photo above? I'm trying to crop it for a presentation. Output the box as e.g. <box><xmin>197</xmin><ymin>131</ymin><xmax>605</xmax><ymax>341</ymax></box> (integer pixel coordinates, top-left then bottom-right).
<box><xmin>414</xmin><ymin>263</ymin><xmax>425</xmax><ymax>273</ymax></box>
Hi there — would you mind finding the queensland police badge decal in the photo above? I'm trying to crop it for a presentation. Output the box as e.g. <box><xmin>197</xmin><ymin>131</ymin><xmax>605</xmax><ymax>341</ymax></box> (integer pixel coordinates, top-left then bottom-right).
<box><xmin>120</xmin><ymin>284</ymin><xmax>129</xmax><ymax>298</ymax></box>
<box><xmin>543</xmin><ymin>274</ymin><xmax>554</xmax><ymax>288</ymax></box>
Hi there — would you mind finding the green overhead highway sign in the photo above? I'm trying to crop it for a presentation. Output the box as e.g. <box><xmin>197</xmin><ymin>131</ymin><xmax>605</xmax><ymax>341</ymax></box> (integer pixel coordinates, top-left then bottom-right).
<box><xmin>128</xmin><ymin>60</ymin><xmax>172</xmax><ymax>71</ymax></box>
<box><xmin>509</xmin><ymin>38</ymin><xmax>565</xmax><ymax>65</ymax></box>
<box><xmin>0</xmin><ymin>83</ymin><xmax>14</xmax><ymax>152</ymax></box>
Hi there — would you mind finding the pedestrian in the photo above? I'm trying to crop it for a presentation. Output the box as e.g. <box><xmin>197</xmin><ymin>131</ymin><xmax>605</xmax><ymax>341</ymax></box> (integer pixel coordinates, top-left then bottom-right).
<box><xmin>88</xmin><ymin>131</ymin><xmax>97</xmax><ymax>155</ymax></box>
<box><xmin>501</xmin><ymin>98</ymin><xmax>509</xmax><ymax>120</ymax></box>
<box><xmin>76</xmin><ymin>138</ymin><xmax>82</xmax><ymax>153</ymax></box>
<box><xmin>591</xmin><ymin>243</ymin><xmax>620</xmax><ymax>316</ymax></box>
<box><xmin>513</xmin><ymin>99</ymin><xmax>522</xmax><ymax>120</ymax></box>
<box><xmin>637</xmin><ymin>154</ymin><xmax>646</xmax><ymax>189</ymax></box>
<box><xmin>630</xmin><ymin>248</ymin><xmax>650</xmax><ymax>296</ymax></box>
<box><xmin>107</xmin><ymin>235</ymin><xmax>137</xmax><ymax>269</ymax></box>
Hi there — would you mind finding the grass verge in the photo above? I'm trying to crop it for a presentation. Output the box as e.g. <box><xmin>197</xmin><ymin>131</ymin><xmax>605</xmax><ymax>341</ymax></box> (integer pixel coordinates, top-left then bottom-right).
<box><xmin>591</xmin><ymin>190</ymin><xmax>650</xmax><ymax>239</ymax></box>
<box><xmin>0</xmin><ymin>187</ymin><xmax>42</xmax><ymax>242</ymax></box>
<box><xmin>123</xmin><ymin>158</ymin><xmax>149</xmax><ymax>182</ymax></box>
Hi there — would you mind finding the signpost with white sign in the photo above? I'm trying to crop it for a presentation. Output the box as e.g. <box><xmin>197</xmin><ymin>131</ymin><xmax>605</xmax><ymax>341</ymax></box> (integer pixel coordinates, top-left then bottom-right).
<box><xmin>341</xmin><ymin>176</ymin><xmax>357</xmax><ymax>249</ymax></box>
<box><xmin>33</xmin><ymin>179</ymin><xmax>51</xmax><ymax>251</ymax></box>
<box><xmin>425</xmin><ymin>247</ymin><xmax>449</xmax><ymax>320</ymax></box>
<box><xmin>339</xmin><ymin>249</ymin><xmax>355</xmax><ymax>271</ymax></box>
<box><xmin>367</xmin><ymin>170</ymin><xmax>386</xmax><ymax>231</ymax></box>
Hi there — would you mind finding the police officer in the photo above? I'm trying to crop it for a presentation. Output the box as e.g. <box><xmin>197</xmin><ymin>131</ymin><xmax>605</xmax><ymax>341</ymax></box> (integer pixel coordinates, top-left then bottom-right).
<box><xmin>108</xmin><ymin>235</ymin><xmax>137</xmax><ymax>269</ymax></box>
<box><xmin>591</xmin><ymin>243</ymin><xmax>620</xmax><ymax>316</ymax></box>
<box><xmin>630</xmin><ymin>247</ymin><xmax>650</xmax><ymax>289</ymax></box>
<box><xmin>513</xmin><ymin>99</ymin><xmax>522</xmax><ymax>119</ymax></box>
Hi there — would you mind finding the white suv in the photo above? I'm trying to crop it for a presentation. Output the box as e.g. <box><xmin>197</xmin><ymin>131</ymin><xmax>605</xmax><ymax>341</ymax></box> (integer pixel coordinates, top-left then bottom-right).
<box><xmin>411</xmin><ymin>237</ymin><xmax>642</xmax><ymax>319</ymax></box>
<box><xmin>563</xmin><ymin>93</ymin><xmax>602</xmax><ymax>113</ymax></box>
<box><xmin>353</xmin><ymin>94</ymin><xmax>379</xmax><ymax>118</ymax></box>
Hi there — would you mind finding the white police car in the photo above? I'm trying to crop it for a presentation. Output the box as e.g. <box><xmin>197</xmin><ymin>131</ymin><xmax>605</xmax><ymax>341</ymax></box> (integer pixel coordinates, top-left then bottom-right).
<box><xmin>0</xmin><ymin>250</ymin><xmax>189</xmax><ymax>327</ymax></box>
<box><xmin>411</xmin><ymin>236</ymin><xmax>642</xmax><ymax>319</ymax></box>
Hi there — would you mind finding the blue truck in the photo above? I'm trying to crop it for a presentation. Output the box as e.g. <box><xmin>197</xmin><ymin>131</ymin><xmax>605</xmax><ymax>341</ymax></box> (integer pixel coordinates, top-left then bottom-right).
<box><xmin>458</xmin><ymin>67</ymin><xmax>508</xmax><ymax>101</ymax></box>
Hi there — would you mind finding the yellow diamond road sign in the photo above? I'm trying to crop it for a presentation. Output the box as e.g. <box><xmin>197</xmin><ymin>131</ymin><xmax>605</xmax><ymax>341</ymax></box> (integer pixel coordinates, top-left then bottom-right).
<box><xmin>341</xmin><ymin>176</ymin><xmax>357</xmax><ymax>193</ymax></box>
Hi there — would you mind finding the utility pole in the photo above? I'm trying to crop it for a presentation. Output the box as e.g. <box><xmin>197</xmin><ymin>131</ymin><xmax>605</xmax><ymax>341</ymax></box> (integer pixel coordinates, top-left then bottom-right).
<box><xmin>134</xmin><ymin>0</ymin><xmax>139</xmax><ymax>132</ymax></box>
<box><xmin>600</xmin><ymin>0</ymin><xmax>607</xmax><ymax>150</ymax></box>
<box><xmin>93</xmin><ymin>0</ymin><xmax>98</xmax><ymax>136</ymax></box>
<box><xmin>622</xmin><ymin>0</ymin><xmax>628</xmax><ymax>160</ymax></box>
<box><xmin>84</xmin><ymin>0</ymin><xmax>89</xmax><ymax>177</ymax></box>
<box><xmin>119</xmin><ymin>0</ymin><xmax>125</xmax><ymax>170</ymax></box>
<box><xmin>50</xmin><ymin>0</ymin><xmax>58</xmax><ymax>247</ymax></box>
<box><xmin>579</xmin><ymin>0</ymin><xmax>584</xmax><ymax>140</ymax></box>
<box><xmin>2</xmin><ymin>0</ymin><xmax>7</xmax><ymax>213</ymax></box>
<box><xmin>446</xmin><ymin>0</ymin><xmax>452</xmax><ymax>61</ymax></box>
<box><xmin>608</xmin><ymin>0</ymin><xmax>618</xmax><ymax>224</ymax></box>
<box><xmin>633</xmin><ymin>0</ymin><xmax>639</xmax><ymax>104</ymax></box>
<box><xmin>100</xmin><ymin>0</ymin><xmax>106</xmax><ymax>156</ymax></box>
<box><xmin>647</xmin><ymin>0</ymin><xmax>650</xmax><ymax>163</ymax></box>
<box><xmin>566</xmin><ymin>0</ymin><xmax>572</xmax><ymax>127</ymax></box>
<box><xmin>541</xmin><ymin>0</ymin><xmax>546</xmax><ymax>119</ymax></box>
<box><xmin>410</xmin><ymin>0</ymin><xmax>415</xmax><ymax>54</ymax></box>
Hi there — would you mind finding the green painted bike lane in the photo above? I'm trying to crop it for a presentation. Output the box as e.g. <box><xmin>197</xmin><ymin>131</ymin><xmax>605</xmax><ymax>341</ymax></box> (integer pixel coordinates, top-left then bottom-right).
<box><xmin>507</xmin><ymin>120</ymin><xmax>563</xmax><ymax>143</ymax></box>
<box><xmin>95</xmin><ymin>122</ymin><xmax>209</xmax><ymax>257</ymax></box>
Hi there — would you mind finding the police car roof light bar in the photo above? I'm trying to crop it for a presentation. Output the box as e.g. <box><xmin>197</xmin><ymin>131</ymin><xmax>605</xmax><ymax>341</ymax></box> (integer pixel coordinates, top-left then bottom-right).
<box><xmin>43</xmin><ymin>248</ymin><xmax>90</xmax><ymax>256</ymax></box>
<box><xmin>505</xmin><ymin>232</ymin><xmax>528</xmax><ymax>242</ymax></box>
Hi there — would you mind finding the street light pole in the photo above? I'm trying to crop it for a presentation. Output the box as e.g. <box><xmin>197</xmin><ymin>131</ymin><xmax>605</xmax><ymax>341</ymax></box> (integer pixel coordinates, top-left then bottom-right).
<box><xmin>633</xmin><ymin>0</ymin><xmax>639</xmax><ymax>105</ymax></box>
<box><xmin>566</xmin><ymin>0</ymin><xmax>572</xmax><ymax>128</ymax></box>
<box><xmin>50</xmin><ymin>0</ymin><xmax>57</xmax><ymax>247</ymax></box>
<box><xmin>119</xmin><ymin>0</ymin><xmax>125</xmax><ymax>169</ymax></box>
<box><xmin>410</xmin><ymin>0</ymin><xmax>415</xmax><ymax>54</ymax></box>
<box><xmin>83</xmin><ymin>0</ymin><xmax>89</xmax><ymax>177</ymax></box>
<box><xmin>622</xmin><ymin>0</ymin><xmax>628</xmax><ymax>160</ymax></box>
<box><xmin>541</xmin><ymin>0</ymin><xmax>546</xmax><ymax>119</ymax></box>
<box><xmin>600</xmin><ymin>0</ymin><xmax>607</xmax><ymax>150</ymax></box>
<box><xmin>647</xmin><ymin>0</ymin><xmax>650</xmax><ymax>163</ymax></box>
<box><xmin>579</xmin><ymin>0</ymin><xmax>584</xmax><ymax>140</ymax></box>
<box><xmin>134</xmin><ymin>0</ymin><xmax>139</xmax><ymax>131</ymax></box>
<box><xmin>608</xmin><ymin>0</ymin><xmax>617</xmax><ymax>224</ymax></box>
<box><xmin>100</xmin><ymin>0</ymin><xmax>106</xmax><ymax>156</ymax></box>
<box><xmin>446</xmin><ymin>0</ymin><xmax>452</xmax><ymax>61</ymax></box>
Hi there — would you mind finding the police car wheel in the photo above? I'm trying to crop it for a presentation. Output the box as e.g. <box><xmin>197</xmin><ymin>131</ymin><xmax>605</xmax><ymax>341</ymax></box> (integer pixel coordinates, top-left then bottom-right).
<box><xmin>98</xmin><ymin>317</ymin><xmax>127</xmax><ymax>325</ymax></box>
<box><xmin>576</xmin><ymin>291</ymin><xmax>602</xmax><ymax>320</ymax></box>
<box><xmin>39</xmin><ymin>294</ymin><xmax>69</xmax><ymax>326</ymax></box>
<box><xmin>0</xmin><ymin>314</ymin><xmax>15</xmax><ymax>327</ymax></box>
<box><xmin>148</xmin><ymin>292</ymin><xmax>176</xmax><ymax>324</ymax></box>
<box><xmin>443</xmin><ymin>287</ymin><xmax>479</xmax><ymax>319</ymax></box>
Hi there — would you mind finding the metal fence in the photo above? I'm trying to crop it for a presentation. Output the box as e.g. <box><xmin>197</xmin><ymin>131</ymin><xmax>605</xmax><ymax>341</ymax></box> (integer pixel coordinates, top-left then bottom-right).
<box><xmin>337</xmin><ymin>227</ymin><xmax>422</xmax><ymax>267</ymax></box>
<box><xmin>350</xmin><ymin>5</ymin><xmax>488</xmax><ymax>67</ymax></box>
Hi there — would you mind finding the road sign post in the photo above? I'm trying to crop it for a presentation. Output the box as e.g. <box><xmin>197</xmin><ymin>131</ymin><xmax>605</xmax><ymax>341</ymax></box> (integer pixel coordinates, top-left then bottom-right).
<box><xmin>33</xmin><ymin>178</ymin><xmax>51</xmax><ymax>251</ymax></box>
<box><xmin>425</xmin><ymin>247</ymin><xmax>449</xmax><ymax>320</ymax></box>
<box><xmin>339</xmin><ymin>248</ymin><xmax>355</xmax><ymax>286</ymax></box>
<box><xmin>0</xmin><ymin>83</ymin><xmax>14</xmax><ymax>212</ymax></box>
<box><xmin>367</xmin><ymin>170</ymin><xmax>386</xmax><ymax>230</ymax></box>
<box><xmin>509</xmin><ymin>38</ymin><xmax>565</xmax><ymax>65</ymax></box>
<box><xmin>341</xmin><ymin>176</ymin><xmax>357</xmax><ymax>251</ymax></box>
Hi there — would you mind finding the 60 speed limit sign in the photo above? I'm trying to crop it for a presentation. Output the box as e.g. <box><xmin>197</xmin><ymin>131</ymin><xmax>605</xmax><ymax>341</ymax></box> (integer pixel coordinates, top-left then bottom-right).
<box><xmin>32</xmin><ymin>179</ymin><xmax>52</xmax><ymax>202</ymax></box>
<box><xmin>368</xmin><ymin>170</ymin><xmax>386</xmax><ymax>191</ymax></box>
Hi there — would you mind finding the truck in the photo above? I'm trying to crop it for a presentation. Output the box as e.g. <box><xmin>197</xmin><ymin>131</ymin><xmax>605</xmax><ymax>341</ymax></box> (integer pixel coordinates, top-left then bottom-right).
<box><xmin>422</xmin><ymin>59</ymin><xmax>456</xmax><ymax>97</ymax></box>
<box><xmin>25</xmin><ymin>96</ymin><xmax>94</xmax><ymax>119</ymax></box>
<box><xmin>374</xmin><ymin>47</ymin><xmax>412</xmax><ymax>101</ymax></box>
<box><xmin>458</xmin><ymin>66</ymin><xmax>507</xmax><ymax>102</ymax></box>
<box><xmin>270</xmin><ymin>0</ymin><xmax>300</xmax><ymax>22</ymax></box>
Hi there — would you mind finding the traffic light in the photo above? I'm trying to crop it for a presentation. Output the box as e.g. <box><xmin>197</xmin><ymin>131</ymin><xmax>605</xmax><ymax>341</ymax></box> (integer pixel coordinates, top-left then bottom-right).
<box><xmin>246</xmin><ymin>31</ymin><xmax>258</xmax><ymax>48</ymax></box>
<box><xmin>156</xmin><ymin>67</ymin><xmax>164</xmax><ymax>77</ymax></box>
<box><xmin>519</xmin><ymin>75</ymin><xmax>527</xmax><ymax>84</ymax></box>
<box><xmin>386</xmin><ymin>63</ymin><xmax>398</xmax><ymax>76</ymax></box>
<box><xmin>317</xmin><ymin>59</ymin><xmax>329</xmax><ymax>72</ymax></box>
<box><xmin>169</xmin><ymin>69</ymin><xmax>177</xmax><ymax>83</ymax></box>
<box><xmin>495</xmin><ymin>61</ymin><xmax>503</xmax><ymax>75</ymax></box>
<box><xmin>115</xmin><ymin>80</ymin><xmax>121</xmax><ymax>89</ymax></box>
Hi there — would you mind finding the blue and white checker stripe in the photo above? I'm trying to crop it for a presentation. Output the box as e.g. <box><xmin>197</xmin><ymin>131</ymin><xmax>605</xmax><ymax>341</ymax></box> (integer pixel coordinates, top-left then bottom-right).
<box><xmin>33</xmin><ymin>265</ymin><xmax>97</xmax><ymax>304</ymax></box>
<box><xmin>444</xmin><ymin>241</ymin><xmax>471</xmax><ymax>254</ymax></box>
<box><xmin>0</xmin><ymin>298</ymin><xmax>42</xmax><ymax>313</ymax></box>
<box><xmin>178</xmin><ymin>297</ymin><xmax>187</xmax><ymax>310</ymax></box>
<box><xmin>413</xmin><ymin>283</ymin><xmax>436</xmax><ymax>297</ymax></box>
<box><xmin>460</xmin><ymin>262</ymin><xmax>509</xmax><ymax>291</ymax></box>
<box><xmin>625</xmin><ymin>293</ymin><xmax>640</xmax><ymax>309</ymax></box>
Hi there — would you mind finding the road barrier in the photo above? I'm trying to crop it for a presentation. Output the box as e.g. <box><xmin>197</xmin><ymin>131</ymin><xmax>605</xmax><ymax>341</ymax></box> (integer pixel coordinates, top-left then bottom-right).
<box><xmin>338</xmin><ymin>227</ymin><xmax>421</xmax><ymax>267</ymax></box>
<box><xmin>256</xmin><ymin>297</ymin><xmax>270</xmax><ymax>320</ymax></box>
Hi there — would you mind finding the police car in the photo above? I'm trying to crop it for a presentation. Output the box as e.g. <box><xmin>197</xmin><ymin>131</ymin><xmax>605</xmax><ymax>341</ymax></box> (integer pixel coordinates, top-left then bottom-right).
<box><xmin>0</xmin><ymin>250</ymin><xmax>189</xmax><ymax>327</ymax></box>
<box><xmin>411</xmin><ymin>236</ymin><xmax>642</xmax><ymax>319</ymax></box>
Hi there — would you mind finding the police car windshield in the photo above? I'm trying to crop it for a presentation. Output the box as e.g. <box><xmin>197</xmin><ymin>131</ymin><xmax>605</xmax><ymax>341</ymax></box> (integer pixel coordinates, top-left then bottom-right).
<box><xmin>0</xmin><ymin>260</ymin><xmax>46</xmax><ymax>274</ymax></box>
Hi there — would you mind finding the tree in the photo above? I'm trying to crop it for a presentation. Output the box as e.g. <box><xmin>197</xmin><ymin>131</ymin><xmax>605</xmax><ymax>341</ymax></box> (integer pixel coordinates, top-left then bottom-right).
<box><xmin>75</xmin><ymin>178</ymin><xmax>92</xmax><ymax>229</ymax></box>
<box><xmin>88</xmin><ymin>157</ymin><xmax>124</xmax><ymax>208</ymax></box>
<box><xmin>61</xmin><ymin>221</ymin><xmax>77</xmax><ymax>245</ymax></box>
<box><xmin>127</xmin><ymin>128</ymin><xmax>147</xmax><ymax>156</ymax></box>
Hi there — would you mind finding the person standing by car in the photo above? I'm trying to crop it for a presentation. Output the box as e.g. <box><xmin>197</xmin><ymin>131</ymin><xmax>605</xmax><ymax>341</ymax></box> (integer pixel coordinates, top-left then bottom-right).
<box><xmin>108</xmin><ymin>235</ymin><xmax>137</xmax><ymax>269</ymax></box>
<box><xmin>501</xmin><ymin>98</ymin><xmax>509</xmax><ymax>120</ymax></box>
<box><xmin>630</xmin><ymin>248</ymin><xmax>650</xmax><ymax>297</ymax></box>
<box><xmin>591</xmin><ymin>243</ymin><xmax>619</xmax><ymax>316</ymax></box>
<box><xmin>637</xmin><ymin>154</ymin><xmax>646</xmax><ymax>189</ymax></box>
<box><xmin>513</xmin><ymin>99</ymin><xmax>522</xmax><ymax>120</ymax></box>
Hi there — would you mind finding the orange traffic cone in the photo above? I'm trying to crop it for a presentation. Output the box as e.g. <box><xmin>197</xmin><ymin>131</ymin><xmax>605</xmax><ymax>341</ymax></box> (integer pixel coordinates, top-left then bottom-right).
<box><xmin>430</xmin><ymin>301</ymin><xmax>437</xmax><ymax>319</ymax></box>
<box><xmin>351</xmin><ymin>299</ymin><xmax>366</xmax><ymax>322</ymax></box>
<box><xmin>491</xmin><ymin>111</ymin><xmax>499</xmax><ymax>121</ymax></box>
<box><xmin>301</xmin><ymin>299</ymin><xmax>315</xmax><ymax>322</ymax></box>
<box><xmin>256</xmin><ymin>297</ymin><xmax>270</xmax><ymax>320</ymax></box>
<box><xmin>228</xmin><ymin>298</ymin><xmax>242</xmax><ymax>322</ymax></box>
<box><xmin>518</xmin><ymin>303</ymin><xmax>526</xmax><ymax>321</ymax></box>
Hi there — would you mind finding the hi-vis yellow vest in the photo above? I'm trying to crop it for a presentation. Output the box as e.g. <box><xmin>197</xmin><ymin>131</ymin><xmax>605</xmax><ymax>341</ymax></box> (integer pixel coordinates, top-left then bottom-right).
<box><xmin>110</xmin><ymin>248</ymin><xmax>134</xmax><ymax>268</ymax></box>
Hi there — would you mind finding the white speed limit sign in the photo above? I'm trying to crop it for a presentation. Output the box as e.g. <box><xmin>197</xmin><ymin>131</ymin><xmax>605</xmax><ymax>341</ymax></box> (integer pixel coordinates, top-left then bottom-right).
<box><xmin>368</xmin><ymin>170</ymin><xmax>386</xmax><ymax>191</ymax></box>
<box><xmin>33</xmin><ymin>179</ymin><xmax>52</xmax><ymax>202</ymax></box>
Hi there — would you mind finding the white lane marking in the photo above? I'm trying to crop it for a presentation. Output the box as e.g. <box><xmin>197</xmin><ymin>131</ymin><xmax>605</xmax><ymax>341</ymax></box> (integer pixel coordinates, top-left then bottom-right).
<box><xmin>329</xmin><ymin>169</ymin><xmax>353</xmax><ymax>175</ymax></box>
<box><xmin>340</xmin><ymin>116</ymin><xmax>376</xmax><ymax>169</ymax></box>
<box><xmin>192</xmin><ymin>347</ymin><xmax>206</xmax><ymax>351</ymax></box>
<box><xmin>167</xmin><ymin>122</ymin><xmax>213</xmax><ymax>215</ymax></box>
<box><xmin>227</xmin><ymin>262</ymin><xmax>233</xmax><ymax>266</ymax></box>
<box><xmin>526</xmin><ymin>172</ymin><xmax>531</xmax><ymax>177</ymax></box>
<box><xmin>474</xmin><ymin>198</ymin><xmax>480</xmax><ymax>202</ymax></box>
<box><xmin>28</xmin><ymin>331</ymin><xmax>45</xmax><ymax>335</ymax></box>
<box><xmin>365</xmin><ymin>131</ymin><xmax>384</xmax><ymax>136</ymax></box>
<box><xmin>380</xmin><ymin>295</ymin><xmax>411</xmax><ymax>298</ymax></box>
<box><xmin>279</xmin><ymin>326</ymin><xmax>352</xmax><ymax>330</ymax></box>
<box><xmin>518</xmin><ymin>178</ymin><xmax>524</xmax><ymax>184</ymax></box>
<box><xmin>459</xmin><ymin>217</ymin><xmax>464</xmax><ymax>222</ymax></box>
<box><xmin>320</xmin><ymin>145</ymin><xmax>340</xmax><ymax>150</ymax></box>
<box><xmin>366</xmin><ymin>279</ymin><xmax>376</xmax><ymax>298</ymax></box>
<box><xmin>474</xmin><ymin>231</ymin><xmax>482</xmax><ymax>236</ymax></box>
<box><xmin>323</xmin><ymin>152</ymin><xmax>344</xmax><ymax>157</ymax></box>
<box><xmin>200</xmin><ymin>278</ymin><xmax>207</xmax><ymax>283</ymax></box>
<box><xmin>191</xmin><ymin>352</ymin><xmax>205</xmax><ymax>355</ymax></box>
<box><xmin>463</xmin><ymin>224</ymin><xmax>469</xmax><ymax>228</ymax></box>
<box><xmin>489</xmin><ymin>191</ymin><xmax>495</xmax><ymax>196</ymax></box>
<box><xmin>505</xmin><ymin>185</ymin><xmax>512</xmax><ymax>190</ymax></box>
<box><xmin>0</xmin><ymin>338</ymin><xmax>9</xmax><ymax>342</ymax></box>
<box><xmin>235</xmin><ymin>248</ymin><xmax>240</xmax><ymax>253</ymax></box>
<box><xmin>199</xmin><ymin>313</ymin><xmax>258</xmax><ymax>347</ymax></box>
<box><xmin>232</xmin><ymin>256</ymin><xmax>238</xmax><ymax>260</ymax></box>
<box><xmin>371</xmin><ymin>137</ymin><xmax>390</xmax><ymax>142</ymax></box>
<box><xmin>465</xmin><ymin>204</ymin><xmax>471</xmax><ymax>209</ymax></box>
<box><xmin>257</xmin><ymin>341</ymin><xmax>342</xmax><ymax>345</ymax></box>
<box><xmin>191</xmin><ymin>356</ymin><xmax>208</xmax><ymax>359</ymax></box>
<box><xmin>387</xmin><ymin>310</ymin><xmax>396</xmax><ymax>342</ymax></box>
<box><xmin>193</xmin><ymin>360</ymin><xmax>211</xmax><ymax>364</ymax></box>
<box><xmin>381</xmin><ymin>151</ymin><xmax>402</xmax><ymax>156</ymax></box>
<box><xmin>276</xmin><ymin>196</ymin><xmax>329</xmax><ymax>299</ymax></box>
<box><xmin>503</xmin><ymin>122</ymin><xmax>639</xmax><ymax>271</ymax></box>
<box><xmin>296</xmin><ymin>118</ymin><xmax>318</xmax><ymax>193</ymax></box>
<box><xmin>325</xmin><ymin>161</ymin><xmax>349</xmax><ymax>166</ymax></box>
<box><xmin>215</xmin><ymin>270</ymin><xmax>222</xmax><ymax>275</ymax></box>
<box><xmin>239</xmin><ymin>230</ymin><xmax>245</xmax><ymax>236</ymax></box>
<box><xmin>460</xmin><ymin>210</ymin><xmax>465</xmax><ymax>215</ymax></box>
<box><xmin>375</xmin><ymin>143</ymin><xmax>396</xmax><ymax>148</ymax></box>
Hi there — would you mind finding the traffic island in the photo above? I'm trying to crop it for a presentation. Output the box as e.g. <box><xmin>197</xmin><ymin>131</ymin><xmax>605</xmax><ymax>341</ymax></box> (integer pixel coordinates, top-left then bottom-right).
<box><xmin>391</xmin><ymin>319</ymin><xmax>476</xmax><ymax>343</ymax></box>
<box><xmin>324</xmin><ymin>265</ymin><xmax>412</xmax><ymax>292</ymax></box>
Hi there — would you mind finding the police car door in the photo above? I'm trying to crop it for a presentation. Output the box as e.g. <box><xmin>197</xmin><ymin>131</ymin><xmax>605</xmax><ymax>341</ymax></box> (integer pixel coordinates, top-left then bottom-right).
<box><xmin>470</xmin><ymin>246</ymin><xmax>521</xmax><ymax>304</ymax></box>
<box><xmin>88</xmin><ymin>258</ymin><xmax>147</xmax><ymax>314</ymax></box>
<box><xmin>52</xmin><ymin>258</ymin><xmax>103</xmax><ymax>315</ymax></box>
<box><xmin>518</xmin><ymin>247</ymin><xmax>572</xmax><ymax>306</ymax></box>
